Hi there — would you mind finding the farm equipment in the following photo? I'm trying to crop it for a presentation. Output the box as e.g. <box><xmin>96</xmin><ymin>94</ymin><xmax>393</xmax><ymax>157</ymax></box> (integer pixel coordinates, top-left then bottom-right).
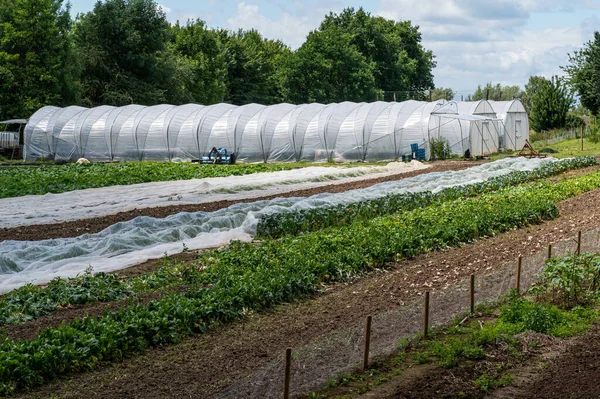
<box><xmin>199</xmin><ymin>147</ymin><xmax>237</xmax><ymax>165</ymax></box>
<box><xmin>518</xmin><ymin>139</ymin><xmax>547</xmax><ymax>158</ymax></box>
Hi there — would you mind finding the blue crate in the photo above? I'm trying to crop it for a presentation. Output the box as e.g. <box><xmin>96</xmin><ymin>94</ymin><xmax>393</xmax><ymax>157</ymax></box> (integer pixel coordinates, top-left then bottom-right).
<box><xmin>410</xmin><ymin>143</ymin><xmax>419</xmax><ymax>153</ymax></box>
<box><xmin>416</xmin><ymin>148</ymin><xmax>426</xmax><ymax>160</ymax></box>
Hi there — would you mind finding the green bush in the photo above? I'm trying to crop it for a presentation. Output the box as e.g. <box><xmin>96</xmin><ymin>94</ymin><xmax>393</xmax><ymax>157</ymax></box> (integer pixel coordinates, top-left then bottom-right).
<box><xmin>430</xmin><ymin>137</ymin><xmax>452</xmax><ymax>160</ymax></box>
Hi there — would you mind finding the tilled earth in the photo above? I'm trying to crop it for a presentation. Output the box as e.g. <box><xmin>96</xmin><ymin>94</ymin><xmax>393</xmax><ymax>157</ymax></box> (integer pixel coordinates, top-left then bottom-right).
<box><xmin>501</xmin><ymin>323</ymin><xmax>600</xmax><ymax>399</ymax></box>
<box><xmin>12</xmin><ymin>171</ymin><xmax>600</xmax><ymax>399</ymax></box>
<box><xmin>0</xmin><ymin>160</ymin><xmax>481</xmax><ymax>242</ymax></box>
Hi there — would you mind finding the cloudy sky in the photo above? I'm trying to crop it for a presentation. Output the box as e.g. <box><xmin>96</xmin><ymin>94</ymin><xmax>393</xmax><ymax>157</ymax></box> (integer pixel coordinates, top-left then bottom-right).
<box><xmin>70</xmin><ymin>0</ymin><xmax>600</xmax><ymax>98</ymax></box>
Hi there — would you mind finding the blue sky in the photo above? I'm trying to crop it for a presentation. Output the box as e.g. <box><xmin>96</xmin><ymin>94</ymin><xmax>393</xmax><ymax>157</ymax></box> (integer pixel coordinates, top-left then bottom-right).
<box><xmin>69</xmin><ymin>0</ymin><xmax>600</xmax><ymax>97</ymax></box>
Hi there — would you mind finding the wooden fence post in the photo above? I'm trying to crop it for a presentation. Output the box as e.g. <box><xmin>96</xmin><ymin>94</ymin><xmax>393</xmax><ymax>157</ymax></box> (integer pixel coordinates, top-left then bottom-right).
<box><xmin>470</xmin><ymin>275</ymin><xmax>475</xmax><ymax>314</ymax></box>
<box><xmin>577</xmin><ymin>231</ymin><xmax>582</xmax><ymax>256</ymax></box>
<box><xmin>283</xmin><ymin>348</ymin><xmax>291</xmax><ymax>399</ymax></box>
<box><xmin>516</xmin><ymin>256</ymin><xmax>522</xmax><ymax>296</ymax></box>
<box><xmin>363</xmin><ymin>316</ymin><xmax>372</xmax><ymax>370</ymax></box>
<box><xmin>423</xmin><ymin>291</ymin><xmax>430</xmax><ymax>338</ymax></box>
<box><xmin>547</xmin><ymin>243</ymin><xmax>552</xmax><ymax>260</ymax></box>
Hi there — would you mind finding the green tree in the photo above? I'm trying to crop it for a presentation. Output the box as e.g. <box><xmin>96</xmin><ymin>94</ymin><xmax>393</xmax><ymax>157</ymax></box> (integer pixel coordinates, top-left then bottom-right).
<box><xmin>563</xmin><ymin>31</ymin><xmax>600</xmax><ymax>117</ymax></box>
<box><xmin>430</xmin><ymin>87</ymin><xmax>454</xmax><ymax>101</ymax></box>
<box><xmin>522</xmin><ymin>75</ymin><xmax>547</xmax><ymax>113</ymax></box>
<box><xmin>219</xmin><ymin>29</ymin><xmax>291</xmax><ymax>105</ymax></box>
<box><xmin>527</xmin><ymin>76</ymin><xmax>573</xmax><ymax>132</ymax></box>
<box><xmin>171</xmin><ymin>19</ymin><xmax>227</xmax><ymax>105</ymax></box>
<box><xmin>0</xmin><ymin>0</ymin><xmax>77</xmax><ymax>119</ymax></box>
<box><xmin>279</xmin><ymin>25</ymin><xmax>378</xmax><ymax>103</ymax></box>
<box><xmin>468</xmin><ymin>83</ymin><xmax>523</xmax><ymax>101</ymax></box>
<box><xmin>74</xmin><ymin>0</ymin><xmax>189</xmax><ymax>106</ymax></box>
<box><xmin>316</xmin><ymin>7</ymin><xmax>435</xmax><ymax>101</ymax></box>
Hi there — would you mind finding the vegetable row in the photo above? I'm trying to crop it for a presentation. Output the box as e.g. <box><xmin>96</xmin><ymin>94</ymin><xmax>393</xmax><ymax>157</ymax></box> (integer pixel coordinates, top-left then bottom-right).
<box><xmin>1</xmin><ymin>156</ymin><xmax>596</xmax><ymax>326</ymax></box>
<box><xmin>257</xmin><ymin>156</ymin><xmax>599</xmax><ymax>238</ymax></box>
<box><xmin>3</xmin><ymin>171</ymin><xmax>600</xmax><ymax>394</ymax></box>
<box><xmin>0</xmin><ymin>162</ymin><xmax>302</xmax><ymax>199</ymax></box>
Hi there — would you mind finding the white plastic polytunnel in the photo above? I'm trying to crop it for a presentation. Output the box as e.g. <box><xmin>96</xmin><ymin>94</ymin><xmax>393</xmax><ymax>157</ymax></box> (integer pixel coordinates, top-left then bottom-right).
<box><xmin>488</xmin><ymin>100</ymin><xmax>530</xmax><ymax>151</ymax></box>
<box><xmin>455</xmin><ymin>101</ymin><xmax>500</xmax><ymax>156</ymax></box>
<box><xmin>25</xmin><ymin>101</ymin><xmax>528</xmax><ymax>162</ymax></box>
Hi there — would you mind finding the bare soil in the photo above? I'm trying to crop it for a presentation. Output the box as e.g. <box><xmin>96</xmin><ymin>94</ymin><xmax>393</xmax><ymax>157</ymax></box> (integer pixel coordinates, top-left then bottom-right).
<box><xmin>12</xmin><ymin>180</ymin><xmax>600</xmax><ymax>399</ymax></box>
<box><xmin>0</xmin><ymin>160</ymin><xmax>481</xmax><ymax>242</ymax></box>
<box><xmin>494</xmin><ymin>323</ymin><xmax>600</xmax><ymax>399</ymax></box>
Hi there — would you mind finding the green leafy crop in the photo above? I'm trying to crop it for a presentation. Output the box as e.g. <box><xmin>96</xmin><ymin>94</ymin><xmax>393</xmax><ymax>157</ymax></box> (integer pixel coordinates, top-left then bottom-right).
<box><xmin>0</xmin><ymin>162</ymin><xmax>302</xmax><ymax>199</ymax></box>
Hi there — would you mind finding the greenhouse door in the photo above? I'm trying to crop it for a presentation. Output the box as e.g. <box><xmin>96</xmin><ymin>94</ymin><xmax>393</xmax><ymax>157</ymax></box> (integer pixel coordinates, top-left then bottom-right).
<box><xmin>515</xmin><ymin>120</ymin><xmax>521</xmax><ymax>148</ymax></box>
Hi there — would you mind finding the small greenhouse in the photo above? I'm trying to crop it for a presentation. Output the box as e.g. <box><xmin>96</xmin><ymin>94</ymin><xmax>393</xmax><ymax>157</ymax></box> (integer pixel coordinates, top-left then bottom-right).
<box><xmin>455</xmin><ymin>100</ymin><xmax>501</xmax><ymax>156</ymax></box>
<box><xmin>24</xmin><ymin>100</ymin><xmax>529</xmax><ymax>163</ymax></box>
<box><xmin>488</xmin><ymin>100</ymin><xmax>529</xmax><ymax>151</ymax></box>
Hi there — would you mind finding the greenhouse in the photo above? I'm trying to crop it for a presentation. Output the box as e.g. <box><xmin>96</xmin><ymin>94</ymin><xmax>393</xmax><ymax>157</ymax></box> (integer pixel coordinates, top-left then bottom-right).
<box><xmin>488</xmin><ymin>100</ymin><xmax>529</xmax><ymax>151</ymax></box>
<box><xmin>24</xmin><ymin>100</ymin><xmax>528</xmax><ymax>163</ymax></box>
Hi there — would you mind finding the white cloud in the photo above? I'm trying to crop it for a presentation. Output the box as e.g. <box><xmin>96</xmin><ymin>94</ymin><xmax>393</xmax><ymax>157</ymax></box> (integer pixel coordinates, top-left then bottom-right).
<box><xmin>226</xmin><ymin>2</ymin><xmax>317</xmax><ymax>48</ymax></box>
<box><xmin>378</xmin><ymin>0</ymin><xmax>587</xmax><ymax>92</ymax></box>
<box><xmin>157</xmin><ymin>3</ymin><xmax>171</xmax><ymax>15</ymax></box>
<box><xmin>218</xmin><ymin>0</ymin><xmax>592</xmax><ymax>94</ymax></box>
<box><xmin>581</xmin><ymin>14</ymin><xmax>600</xmax><ymax>42</ymax></box>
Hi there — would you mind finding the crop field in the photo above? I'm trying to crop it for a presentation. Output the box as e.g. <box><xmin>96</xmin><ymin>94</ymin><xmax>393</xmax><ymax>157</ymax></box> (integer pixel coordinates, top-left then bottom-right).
<box><xmin>2</xmin><ymin>156</ymin><xmax>600</xmax><ymax>398</ymax></box>
<box><xmin>0</xmin><ymin>162</ymin><xmax>325</xmax><ymax>199</ymax></box>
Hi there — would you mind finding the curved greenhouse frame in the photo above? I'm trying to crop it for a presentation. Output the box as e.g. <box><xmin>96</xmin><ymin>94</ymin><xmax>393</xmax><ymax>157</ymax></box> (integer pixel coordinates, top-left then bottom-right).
<box><xmin>24</xmin><ymin>101</ymin><xmax>527</xmax><ymax>162</ymax></box>
<box><xmin>488</xmin><ymin>100</ymin><xmax>529</xmax><ymax>150</ymax></box>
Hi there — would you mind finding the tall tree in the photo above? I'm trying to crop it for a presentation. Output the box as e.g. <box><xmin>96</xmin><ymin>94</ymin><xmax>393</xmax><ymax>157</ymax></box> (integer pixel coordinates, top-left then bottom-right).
<box><xmin>522</xmin><ymin>75</ymin><xmax>547</xmax><ymax>113</ymax></box>
<box><xmin>316</xmin><ymin>7</ymin><xmax>435</xmax><ymax>101</ymax></box>
<box><xmin>430</xmin><ymin>87</ymin><xmax>454</xmax><ymax>101</ymax></box>
<box><xmin>0</xmin><ymin>0</ymin><xmax>76</xmax><ymax>119</ymax></box>
<box><xmin>468</xmin><ymin>83</ymin><xmax>523</xmax><ymax>102</ymax></box>
<box><xmin>563</xmin><ymin>31</ymin><xmax>600</xmax><ymax>117</ymax></box>
<box><xmin>74</xmin><ymin>0</ymin><xmax>188</xmax><ymax>106</ymax></box>
<box><xmin>527</xmin><ymin>76</ymin><xmax>573</xmax><ymax>132</ymax></box>
<box><xmin>171</xmin><ymin>19</ymin><xmax>227</xmax><ymax>105</ymax></box>
<box><xmin>219</xmin><ymin>29</ymin><xmax>291</xmax><ymax>105</ymax></box>
<box><xmin>279</xmin><ymin>25</ymin><xmax>378</xmax><ymax>103</ymax></box>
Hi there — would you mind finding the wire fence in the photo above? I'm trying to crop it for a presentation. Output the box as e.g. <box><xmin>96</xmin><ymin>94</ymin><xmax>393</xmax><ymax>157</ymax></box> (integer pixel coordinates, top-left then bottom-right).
<box><xmin>214</xmin><ymin>227</ymin><xmax>600</xmax><ymax>399</ymax></box>
<box><xmin>531</xmin><ymin>127</ymin><xmax>586</xmax><ymax>147</ymax></box>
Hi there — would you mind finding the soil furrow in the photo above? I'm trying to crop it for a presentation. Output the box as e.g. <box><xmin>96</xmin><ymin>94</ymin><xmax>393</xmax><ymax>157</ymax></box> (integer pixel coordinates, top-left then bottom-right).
<box><xmin>12</xmin><ymin>185</ymin><xmax>600</xmax><ymax>399</ymax></box>
<box><xmin>0</xmin><ymin>160</ymin><xmax>480</xmax><ymax>242</ymax></box>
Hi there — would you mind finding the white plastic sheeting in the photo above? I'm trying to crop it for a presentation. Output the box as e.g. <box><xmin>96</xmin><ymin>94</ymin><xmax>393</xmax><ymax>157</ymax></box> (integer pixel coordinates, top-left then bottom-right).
<box><xmin>0</xmin><ymin>163</ymin><xmax>430</xmax><ymax>229</ymax></box>
<box><xmin>26</xmin><ymin>100</ymin><xmax>523</xmax><ymax>163</ymax></box>
<box><xmin>489</xmin><ymin>100</ymin><xmax>530</xmax><ymax>151</ymax></box>
<box><xmin>0</xmin><ymin>157</ymin><xmax>554</xmax><ymax>293</ymax></box>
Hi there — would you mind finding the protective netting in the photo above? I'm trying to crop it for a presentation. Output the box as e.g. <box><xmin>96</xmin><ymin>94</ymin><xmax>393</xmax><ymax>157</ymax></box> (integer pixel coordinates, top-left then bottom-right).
<box><xmin>214</xmin><ymin>228</ymin><xmax>600</xmax><ymax>399</ymax></box>
<box><xmin>0</xmin><ymin>163</ymin><xmax>429</xmax><ymax>229</ymax></box>
<box><xmin>24</xmin><ymin>101</ymin><xmax>530</xmax><ymax>162</ymax></box>
<box><xmin>0</xmin><ymin>157</ymin><xmax>551</xmax><ymax>294</ymax></box>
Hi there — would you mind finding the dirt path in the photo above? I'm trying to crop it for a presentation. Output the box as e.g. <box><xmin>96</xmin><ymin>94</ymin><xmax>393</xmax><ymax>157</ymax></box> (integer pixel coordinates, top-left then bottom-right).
<box><xmin>13</xmin><ymin>182</ymin><xmax>600</xmax><ymax>399</ymax></box>
<box><xmin>0</xmin><ymin>161</ymin><xmax>481</xmax><ymax>242</ymax></box>
<box><xmin>491</xmin><ymin>323</ymin><xmax>600</xmax><ymax>399</ymax></box>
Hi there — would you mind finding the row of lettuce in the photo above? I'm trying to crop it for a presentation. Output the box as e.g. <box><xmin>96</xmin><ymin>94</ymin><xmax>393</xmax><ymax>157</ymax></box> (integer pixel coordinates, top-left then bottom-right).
<box><xmin>0</xmin><ymin>156</ymin><xmax>597</xmax><ymax>327</ymax></box>
<box><xmin>2</xmin><ymin>170</ymin><xmax>600</xmax><ymax>394</ymax></box>
<box><xmin>0</xmin><ymin>162</ymin><xmax>302</xmax><ymax>199</ymax></box>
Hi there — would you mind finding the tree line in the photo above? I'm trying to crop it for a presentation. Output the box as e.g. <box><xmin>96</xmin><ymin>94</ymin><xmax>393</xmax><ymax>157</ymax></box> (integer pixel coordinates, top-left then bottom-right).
<box><xmin>0</xmin><ymin>0</ymin><xmax>435</xmax><ymax>120</ymax></box>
